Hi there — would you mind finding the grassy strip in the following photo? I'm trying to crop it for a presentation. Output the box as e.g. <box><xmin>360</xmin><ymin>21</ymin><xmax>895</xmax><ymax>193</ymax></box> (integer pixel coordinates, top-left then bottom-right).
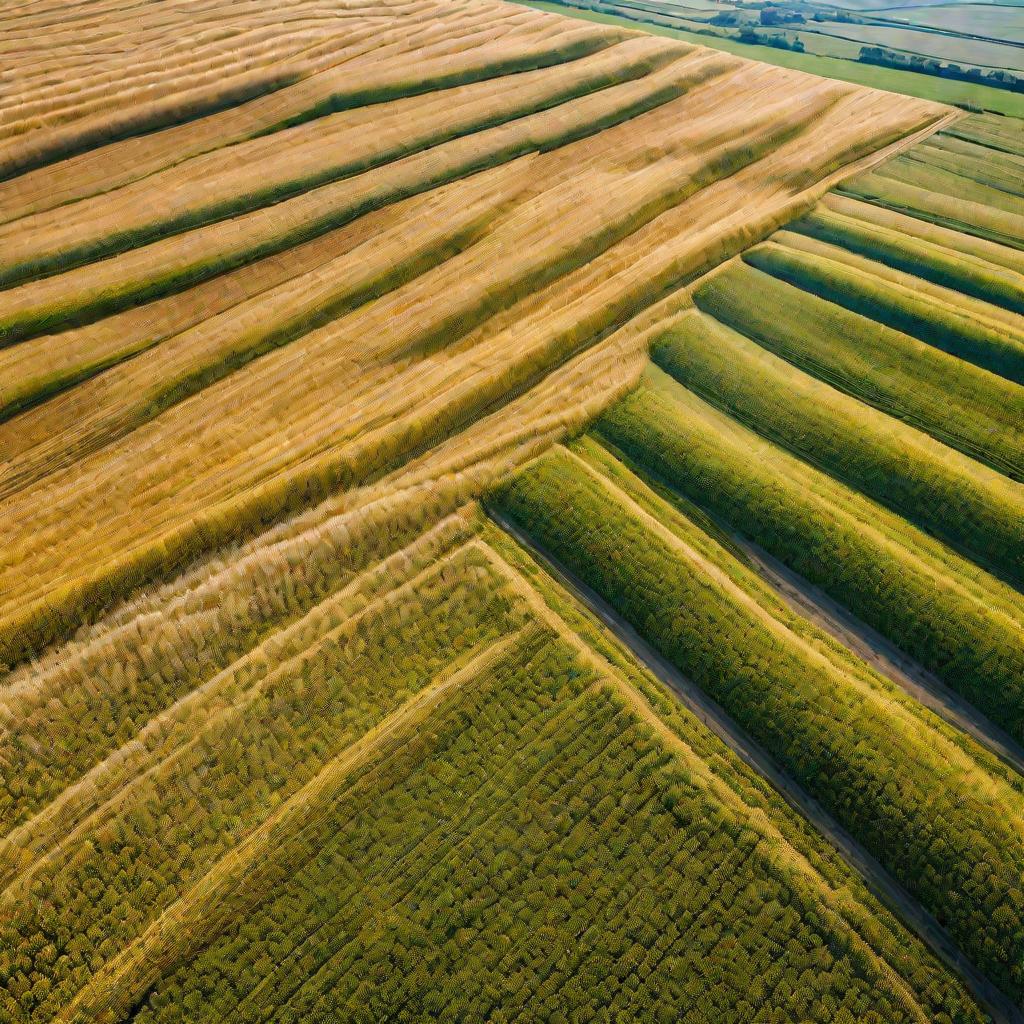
<box><xmin>791</xmin><ymin>204</ymin><xmax>1024</xmax><ymax>317</ymax></box>
<box><xmin>652</xmin><ymin>310</ymin><xmax>1024</xmax><ymax>588</ymax></box>
<box><xmin>943</xmin><ymin>115</ymin><xmax>1024</xmax><ymax>157</ymax></box>
<box><xmin>907</xmin><ymin>142</ymin><xmax>1024</xmax><ymax>200</ymax></box>
<box><xmin>595</xmin><ymin>366</ymin><xmax>1024</xmax><ymax>741</ymax></box>
<box><xmin>821</xmin><ymin>193</ymin><xmax>1024</xmax><ymax>276</ymax></box>
<box><xmin>925</xmin><ymin>131</ymin><xmax>1024</xmax><ymax>172</ymax></box>
<box><xmin>490</xmin><ymin>436</ymin><xmax>1024</xmax><ymax>1009</ymax></box>
<box><xmin>0</xmin><ymin>69</ymin><xmax>711</xmax><ymax>350</ymax></box>
<box><xmin>518</xmin><ymin>0</ymin><xmax>1024</xmax><ymax>115</ymax></box>
<box><xmin>744</xmin><ymin>241</ymin><xmax>1024</xmax><ymax>385</ymax></box>
<box><xmin>250</xmin><ymin>34</ymin><xmax>625</xmax><ymax>139</ymax></box>
<box><xmin>693</xmin><ymin>260</ymin><xmax>1024</xmax><ymax>479</ymax></box>
<box><xmin>879</xmin><ymin>155</ymin><xmax>1024</xmax><ymax>220</ymax></box>
<box><xmin>841</xmin><ymin>171</ymin><xmax>1024</xmax><ymax>250</ymax></box>
<box><xmin>772</xmin><ymin>228</ymin><xmax>1024</xmax><ymax>341</ymax></box>
<box><xmin>0</xmin><ymin>37</ymin><xmax>658</xmax><ymax>290</ymax></box>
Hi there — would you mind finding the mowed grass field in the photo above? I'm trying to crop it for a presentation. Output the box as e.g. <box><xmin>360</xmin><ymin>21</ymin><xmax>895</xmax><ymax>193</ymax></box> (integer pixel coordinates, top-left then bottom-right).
<box><xmin>4</xmin><ymin>0</ymin><xmax>1020</xmax><ymax>1021</ymax></box>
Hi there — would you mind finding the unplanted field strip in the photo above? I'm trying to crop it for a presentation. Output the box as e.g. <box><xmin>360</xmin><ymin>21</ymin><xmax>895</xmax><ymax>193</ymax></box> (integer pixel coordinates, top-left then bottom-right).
<box><xmin>489</xmin><ymin>507</ymin><xmax>1023</xmax><ymax>1024</ymax></box>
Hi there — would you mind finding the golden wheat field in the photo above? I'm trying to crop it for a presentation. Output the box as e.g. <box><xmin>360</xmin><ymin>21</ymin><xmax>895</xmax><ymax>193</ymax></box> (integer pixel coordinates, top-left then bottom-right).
<box><xmin>12</xmin><ymin>0</ymin><xmax>1024</xmax><ymax>1021</ymax></box>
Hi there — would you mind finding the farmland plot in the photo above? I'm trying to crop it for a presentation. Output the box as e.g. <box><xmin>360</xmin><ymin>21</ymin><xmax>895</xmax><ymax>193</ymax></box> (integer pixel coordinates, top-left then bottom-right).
<box><xmin>5</xmin><ymin>0</ymin><xmax>1004</xmax><ymax>1021</ymax></box>
<box><xmin>468</xmin><ymin>111</ymin><xmax>1024</xmax><ymax>1014</ymax></box>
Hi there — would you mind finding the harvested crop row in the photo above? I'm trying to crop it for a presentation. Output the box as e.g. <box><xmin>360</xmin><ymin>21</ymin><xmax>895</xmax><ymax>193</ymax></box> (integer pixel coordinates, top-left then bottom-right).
<box><xmin>651</xmin><ymin>309</ymin><xmax>1024</xmax><ymax>588</ymax></box>
<box><xmin>0</xmin><ymin>1</ymin><xmax>615</xmax><ymax>178</ymax></box>
<box><xmin>0</xmin><ymin>164</ymin><xmax>533</xmax><ymax>482</ymax></box>
<box><xmin>0</xmin><ymin>46</ymin><xmax>729</xmax><ymax>346</ymax></box>
<box><xmin>0</xmin><ymin>61</ymin><xmax>840</xmax><ymax>487</ymax></box>
<box><xmin>0</xmin><ymin>13</ymin><xmax>623</xmax><ymax>222</ymax></box>
<box><xmin>0</xmin><ymin>198</ymin><xmax>422</xmax><ymax>429</ymax></box>
<box><xmin>0</xmin><ymin>33</ymin><xmax>678</xmax><ymax>283</ymax></box>
<box><xmin>694</xmin><ymin>260</ymin><xmax>1024</xmax><ymax>479</ymax></box>
<box><xmin>490</xmin><ymin>431</ymin><xmax>1024</xmax><ymax>1006</ymax></box>
<box><xmin>0</xmin><ymin>49</ymin><xmax>945</xmax><ymax>667</ymax></box>
<box><xmin>0</xmin><ymin>13</ymin><xmax>609</xmax><ymax>215</ymax></box>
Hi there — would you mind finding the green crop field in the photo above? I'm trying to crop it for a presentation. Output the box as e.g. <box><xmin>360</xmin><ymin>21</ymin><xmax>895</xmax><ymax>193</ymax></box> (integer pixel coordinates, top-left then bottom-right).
<box><xmin>5</xmin><ymin>0</ymin><xmax>1024</xmax><ymax>1021</ymax></box>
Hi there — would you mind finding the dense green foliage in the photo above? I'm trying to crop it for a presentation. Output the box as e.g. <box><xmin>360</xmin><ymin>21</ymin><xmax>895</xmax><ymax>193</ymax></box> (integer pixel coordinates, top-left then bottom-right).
<box><xmin>594</xmin><ymin>368</ymin><xmax>1024</xmax><ymax>742</ymax></box>
<box><xmin>693</xmin><ymin>260</ymin><xmax>1024</xmax><ymax>479</ymax></box>
<box><xmin>128</xmin><ymin>630</ymin><xmax>984</xmax><ymax>1024</ymax></box>
<box><xmin>491</xmin><ymin>435</ymin><xmax>1024</xmax><ymax>1007</ymax></box>
<box><xmin>743</xmin><ymin>242</ymin><xmax>1024</xmax><ymax>385</ymax></box>
<box><xmin>651</xmin><ymin>310</ymin><xmax>1024</xmax><ymax>587</ymax></box>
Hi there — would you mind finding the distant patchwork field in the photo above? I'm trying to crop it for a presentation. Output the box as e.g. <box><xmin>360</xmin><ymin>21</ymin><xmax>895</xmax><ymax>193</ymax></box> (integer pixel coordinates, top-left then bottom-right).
<box><xmin>3</xmin><ymin>1</ymin><xmax>1024</xmax><ymax>1023</ymax></box>
<box><xmin>533</xmin><ymin>0</ymin><xmax>1024</xmax><ymax>101</ymax></box>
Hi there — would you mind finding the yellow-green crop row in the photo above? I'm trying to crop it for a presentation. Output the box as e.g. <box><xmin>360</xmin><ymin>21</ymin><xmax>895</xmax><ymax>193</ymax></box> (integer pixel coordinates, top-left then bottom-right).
<box><xmin>694</xmin><ymin>260</ymin><xmax>1024</xmax><ymax>478</ymax></box>
<box><xmin>651</xmin><ymin>309</ymin><xmax>1024</xmax><ymax>588</ymax></box>
<box><xmin>490</xmin><ymin>428</ymin><xmax>1024</xmax><ymax>1006</ymax></box>
<box><xmin>744</xmin><ymin>241</ymin><xmax>1024</xmax><ymax>385</ymax></box>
